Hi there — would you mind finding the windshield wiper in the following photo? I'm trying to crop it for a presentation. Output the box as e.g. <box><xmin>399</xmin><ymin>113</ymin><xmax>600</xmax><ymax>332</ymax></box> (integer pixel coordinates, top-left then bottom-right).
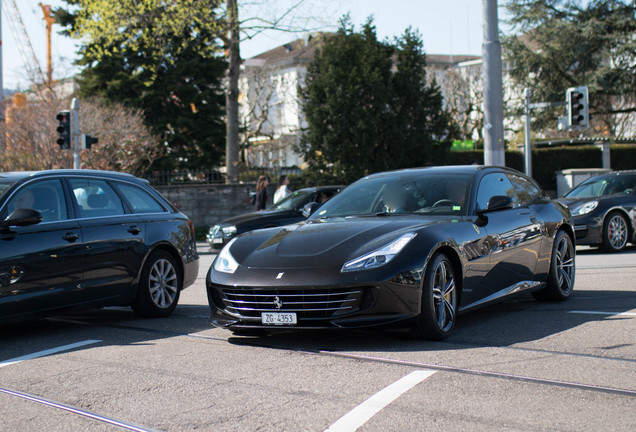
<box><xmin>375</xmin><ymin>211</ymin><xmax>412</xmax><ymax>216</ymax></box>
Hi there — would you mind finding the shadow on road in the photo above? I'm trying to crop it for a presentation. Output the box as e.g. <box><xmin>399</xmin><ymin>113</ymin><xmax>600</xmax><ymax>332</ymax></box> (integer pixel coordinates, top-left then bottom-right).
<box><xmin>1</xmin><ymin>288</ymin><xmax>634</xmax><ymax>361</ymax></box>
<box><xmin>0</xmin><ymin>303</ymin><xmax>213</xmax><ymax>362</ymax></box>
<box><xmin>225</xmin><ymin>289</ymin><xmax>636</xmax><ymax>354</ymax></box>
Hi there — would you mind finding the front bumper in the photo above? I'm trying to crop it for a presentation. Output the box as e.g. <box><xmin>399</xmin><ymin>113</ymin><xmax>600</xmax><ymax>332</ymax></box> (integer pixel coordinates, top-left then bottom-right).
<box><xmin>571</xmin><ymin>215</ymin><xmax>603</xmax><ymax>246</ymax></box>
<box><xmin>206</xmin><ymin>268</ymin><xmax>424</xmax><ymax>330</ymax></box>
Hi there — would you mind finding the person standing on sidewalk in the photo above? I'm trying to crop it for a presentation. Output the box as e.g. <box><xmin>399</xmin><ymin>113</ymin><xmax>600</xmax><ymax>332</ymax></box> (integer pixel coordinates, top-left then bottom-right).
<box><xmin>254</xmin><ymin>175</ymin><xmax>270</xmax><ymax>211</ymax></box>
<box><xmin>273</xmin><ymin>175</ymin><xmax>291</xmax><ymax>204</ymax></box>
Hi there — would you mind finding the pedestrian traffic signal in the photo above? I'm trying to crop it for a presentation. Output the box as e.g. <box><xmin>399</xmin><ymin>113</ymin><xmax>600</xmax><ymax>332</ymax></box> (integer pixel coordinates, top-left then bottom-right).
<box><xmin>566</xmin><ymin>86</ymin><xmax>589</xmax><ymax>130</ymax></box>
<box><xmin>56</xmin><ymin>111</ymin><xmax>71</xmax><ymax>149</ymax></box>
<box><xmin>81</xmin><ymin>134</ymin><xmax>99</xmax><ymax>150</ymax></box>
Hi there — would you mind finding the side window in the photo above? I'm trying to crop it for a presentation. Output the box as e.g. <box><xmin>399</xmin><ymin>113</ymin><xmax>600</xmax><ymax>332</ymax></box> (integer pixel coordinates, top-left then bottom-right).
<box><xmin>115</xmin><ymin>182</ymin><xmax>166</xmax><ymax>214</ymax></box>
<box><xmin>609</xmin><ymin>174</ymin><xmax>636</xmax><ymax>196</ymax></box>
<box><xmin>507</xmin><ymin>174</ymin><xmax>540</xmax><ymax>206</ymax></box>
<box><xmin>6</xmin><ymin>180</ymin><xmax>68</xmax><ymax>223</ymax></box>
<box><xmin>69</xmin><ymin>178</ymin><xmax>125</xmax><ymax>218</ymax></box>
<box><xmin>476</xmin><ymin>173</ymin><xmax>517</xmax><ymax>210</ymax></box>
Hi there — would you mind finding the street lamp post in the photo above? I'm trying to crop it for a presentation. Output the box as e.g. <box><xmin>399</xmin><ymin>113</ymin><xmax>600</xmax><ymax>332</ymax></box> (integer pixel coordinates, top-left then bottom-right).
<box><xmin>482</xmin><ymin>0</ymin><xmax>505</xmax><ymax>167</ymax></box>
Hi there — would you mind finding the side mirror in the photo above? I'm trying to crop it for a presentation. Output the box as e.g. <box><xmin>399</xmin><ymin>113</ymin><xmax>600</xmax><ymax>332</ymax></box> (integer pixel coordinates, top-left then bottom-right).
<box><xmin>1</xmin><ymin>208</ymin><xmax>43</xmax><ymax>228</ymax></box>
<box><xmin>478</xmin><ymin>195</ymin><xmax>513</xmax><ymax>215</ymax></box>
<box><xmin>302</xmin><ymin>202</ymin><xmax>320</xmax><ymax>218</ymax></box>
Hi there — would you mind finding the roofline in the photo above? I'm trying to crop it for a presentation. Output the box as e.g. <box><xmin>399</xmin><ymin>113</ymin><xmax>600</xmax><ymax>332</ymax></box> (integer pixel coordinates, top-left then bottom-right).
<box><xmin>0</xmin><ymin>169</ymin><xmax>138</xmax><ymax>180</ymax></box>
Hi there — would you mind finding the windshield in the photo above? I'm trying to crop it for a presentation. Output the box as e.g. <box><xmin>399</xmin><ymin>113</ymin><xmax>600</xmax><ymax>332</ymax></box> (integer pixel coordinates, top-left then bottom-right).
<box><xmin>271</xmin><ymin>189</ymin><xmax>315</xmax><ymax>211</ymax></box>
<box><xmin>565</xmin><ymin>174</ymin><xmax>636</xmax><ymax>198</ymax></box>
<box><xmin>310</xmin><ymin>173</ymin><xmax>472</xmax><ymax>219</ymax></box>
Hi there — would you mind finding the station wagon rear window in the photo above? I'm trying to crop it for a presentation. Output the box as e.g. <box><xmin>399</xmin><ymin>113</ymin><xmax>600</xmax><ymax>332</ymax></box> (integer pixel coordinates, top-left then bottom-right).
<box><xmin>115</xmin><ymin>182</ymin><xmax>166</xmax><ymax>213</ymax></box>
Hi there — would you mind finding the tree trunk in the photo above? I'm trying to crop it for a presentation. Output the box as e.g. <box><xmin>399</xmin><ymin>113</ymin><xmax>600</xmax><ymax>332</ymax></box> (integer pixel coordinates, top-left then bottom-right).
<box><xmin>225</xmin><ymin>0</ymin><xmax>240</xmax><ymax>183</ymax></box>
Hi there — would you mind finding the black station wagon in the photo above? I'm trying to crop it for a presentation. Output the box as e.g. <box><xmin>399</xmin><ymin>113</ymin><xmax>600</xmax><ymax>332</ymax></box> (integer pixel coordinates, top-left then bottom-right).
<box><xmin>0</xmin><ymin>170</ymin><xmax>199</xmax><ymax>324</ymax></box>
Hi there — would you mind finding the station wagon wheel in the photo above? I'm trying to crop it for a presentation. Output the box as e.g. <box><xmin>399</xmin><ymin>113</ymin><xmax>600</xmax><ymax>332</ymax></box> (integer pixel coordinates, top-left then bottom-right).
<box><xmin>132</xmin><ymin>251</ymin><xmax>181</xmax><ymax>317</ymax></box>
<box><xmin>533</xmin><ymin>230</ymin><xmax>575</xmax><ymax>302</ymax></box>
<box><xmin>412</xmin><ymin>253</ymin><xmax>457</xmax><ymax>340</ymax></box>
<box><xmin>602</xmin><ymin>212</ymin><xmax>629</xmax><ymax>252</ymax></box>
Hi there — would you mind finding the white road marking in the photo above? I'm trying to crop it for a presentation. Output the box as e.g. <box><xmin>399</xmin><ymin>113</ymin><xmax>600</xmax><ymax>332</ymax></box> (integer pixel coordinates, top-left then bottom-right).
<box><xmin>324</xmin><ymin>370</ymin><xmax>436</xmax><ymax>432</ymax></box>
<box><xmin>0</xmin><ymin>340</ymin><xmax>101</xmax><ymax>368</ymax></box>
<box><xmin>568</xmin><ymin>310</ymin><xmax>636</xmax><ymax>317</ymax></box>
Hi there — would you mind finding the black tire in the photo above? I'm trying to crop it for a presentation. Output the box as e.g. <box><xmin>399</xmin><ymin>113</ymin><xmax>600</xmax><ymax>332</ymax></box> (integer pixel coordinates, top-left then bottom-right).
<box><xmin>412</xmin><ymin>253</ymin><xmax>458</xmax><ymax>340</ymax></box>
<box><xmin>533</xmin><ymin>230</ymin><xmax>575</xmax><ymax>302</ymax></box>
<box><xmin>132</xmin><ymin>251</ymin><xmax>181</xmax><ymax>318</ymax></box>
<box><xmin>602</xmin><ymin>212</ymin><xmax>629</xmax><ymax>252</ymax></box>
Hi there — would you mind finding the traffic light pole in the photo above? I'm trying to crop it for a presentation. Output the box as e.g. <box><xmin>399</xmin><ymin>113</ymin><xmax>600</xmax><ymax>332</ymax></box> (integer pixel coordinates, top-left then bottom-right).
<box><xmin>523</xmin><ymin>91</ymin><xmax>566</xmax><ymax>178</ymax></box>
<box><xmin>524</xmin><ymin>88</ymin><xmax>532</xmax><ymax>177</ymax></box>
<box><xmin>71</xmin><ymin>98</ymin><xmax>80</xmax><ymax>169</ymax></box>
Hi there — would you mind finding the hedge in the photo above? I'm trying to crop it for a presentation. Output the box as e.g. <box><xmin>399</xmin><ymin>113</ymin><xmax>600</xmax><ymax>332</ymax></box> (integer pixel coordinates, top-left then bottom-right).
<box><xmin>444</xmin><ymin>146</ymin><xmax>636</xmax><ymax>191</ymax></box>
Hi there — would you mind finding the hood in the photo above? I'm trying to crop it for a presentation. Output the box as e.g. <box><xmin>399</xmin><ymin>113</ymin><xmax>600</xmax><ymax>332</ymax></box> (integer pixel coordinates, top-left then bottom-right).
<box><xmin>555</xmin><ymin>197</ymin><xmax>590</xmax><ymax>208</ymax></box>
<box><xmin>229</xmin><ymin>216</ymin><xmax>442</xmax><ymax>269</ymax></box>
<box><xmin>556</xmin><ymin>195</ymin><xmax>625</xmax><ymax>213</ymax></box>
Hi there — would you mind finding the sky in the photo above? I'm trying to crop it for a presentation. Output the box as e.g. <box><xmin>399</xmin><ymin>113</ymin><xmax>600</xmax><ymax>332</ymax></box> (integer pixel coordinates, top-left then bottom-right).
<box><xmin>2</xmin><ymin>0</ymin><xmax>513</xmax><ymax>91</ymax></box>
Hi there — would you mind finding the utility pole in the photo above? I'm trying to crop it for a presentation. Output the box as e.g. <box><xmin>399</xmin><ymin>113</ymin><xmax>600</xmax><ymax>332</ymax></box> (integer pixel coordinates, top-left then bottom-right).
<box><xmin>71</xmin><ymin>98</ymin><xmax>80</xmax><ymax>169</ymax></box>
<box><xmin>481</xmin><ymin>0</ymin><xmax>505</xmax><ymax>166</ymax></box>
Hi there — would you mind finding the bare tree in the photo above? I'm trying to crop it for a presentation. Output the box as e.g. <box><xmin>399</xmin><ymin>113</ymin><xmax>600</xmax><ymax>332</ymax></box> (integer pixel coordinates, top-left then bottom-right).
<box><xmin>0</xmin><ymin>96</ymin><xmax>161</xmax><ymax>174</ymax></box>
<box><xmin>219</xmin><ymin>0</ymin><xmax>334</xmax><ymax>182</ymax></box>
<box><xmin>239</xmin><ymin>63</ymin><xmax>300</xmax><ymax>167</ymax></box>
<box><xmin>0</xmin><ymin>95</ymin><xmax>66</xmax><ymax>170</ymax></box>
<box><xmin>437</xmin><ymin>65</ymin><xmax>483</xmax><ymax>145</ymax></box>
<box><xmin>78</xmin><ymin>100</ymin><xmax>163</xmax><ymax>174</ymax></box>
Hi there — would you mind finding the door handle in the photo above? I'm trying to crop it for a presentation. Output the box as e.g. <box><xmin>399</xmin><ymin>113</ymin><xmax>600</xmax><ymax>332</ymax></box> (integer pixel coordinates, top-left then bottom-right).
<box><xmin>63</xmin><ymin>232</ymin><xmax>79</xmax><ymax>242</ymax></box>
<box><xmin>128</xmin><ymin>226</ymin><xmax>142</xmax><ymax>235</ymax></box>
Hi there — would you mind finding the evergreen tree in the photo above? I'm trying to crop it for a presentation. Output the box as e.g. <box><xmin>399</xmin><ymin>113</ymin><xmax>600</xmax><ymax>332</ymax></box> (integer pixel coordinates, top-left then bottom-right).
<box><xmin>298</xmin><ymin>18</ymin><xmax>456</xmax><ymax>183</ymax></box>
<box><xmin>57</xmin><ymin>0</ymin><xmax>227</xmax><ymax>170</ymax></box>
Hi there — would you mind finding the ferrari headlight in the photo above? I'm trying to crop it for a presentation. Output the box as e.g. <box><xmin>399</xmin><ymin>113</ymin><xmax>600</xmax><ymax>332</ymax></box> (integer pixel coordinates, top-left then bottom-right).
<box><xmin>341</xmin><ymin>233</ymin><xmax>417</xmax><ymax>272</ymax></box>
<box><xmin>213</xmin><ymin>238</ymin><xmax>239</xmax><ymax>274</ymax></box>
<box><xmin>571</xmin><ymin>201</ymin><xmax>598</xmax><ymax>216</ymax></box>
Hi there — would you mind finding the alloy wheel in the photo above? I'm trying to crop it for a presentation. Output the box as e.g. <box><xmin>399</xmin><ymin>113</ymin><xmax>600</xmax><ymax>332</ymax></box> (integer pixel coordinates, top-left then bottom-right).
<box><xmin>431</xmin><ymin>259</ymin><xmax>456</xmax><ymax>332</ymax></box>
<box><xmin>607</xmin><ymin>215</ymin><xmax>628</xmax><ymax>250</ymax></box>
<box><xmin>148</xmin><ymin>258</ymin><xmax>178</xmax><ymax>308</ymax></box>
<box><xmin>555</xmin><ymin>235</ymin><xmax>574</xmax><ymax>295</ymax></box>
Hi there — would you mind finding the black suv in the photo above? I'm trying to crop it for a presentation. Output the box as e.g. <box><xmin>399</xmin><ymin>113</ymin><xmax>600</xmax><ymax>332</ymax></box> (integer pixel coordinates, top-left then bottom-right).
<box><xmin>0</xmin><ymin>170</ymin><xmax>199</xmax><ymax>324</ymax></box>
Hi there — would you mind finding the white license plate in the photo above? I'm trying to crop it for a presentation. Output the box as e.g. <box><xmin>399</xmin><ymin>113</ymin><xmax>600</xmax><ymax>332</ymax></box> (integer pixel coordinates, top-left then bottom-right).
<box><xmin>212</xmin><ymin>238</ymin><xmax>224</xmax><ymax>244</ymax></box>
<box><xmin>261</xmin><ymin>312</ymin><xmax>297</xmax><ymax>325</ymax></box>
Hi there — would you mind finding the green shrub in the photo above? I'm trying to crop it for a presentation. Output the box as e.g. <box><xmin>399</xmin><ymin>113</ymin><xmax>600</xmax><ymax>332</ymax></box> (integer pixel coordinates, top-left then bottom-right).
<box><xmin>444</xmin><ymin>146</ymin><xmax>636</xmax><ymax>191</ymax></box>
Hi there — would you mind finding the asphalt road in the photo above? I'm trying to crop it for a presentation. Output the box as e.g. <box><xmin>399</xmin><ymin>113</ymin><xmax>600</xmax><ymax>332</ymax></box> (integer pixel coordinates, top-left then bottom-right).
<box><xmin>1</xmin><ymin>243</ymin><xmax>635</xmax><ymax>431</ymax></box>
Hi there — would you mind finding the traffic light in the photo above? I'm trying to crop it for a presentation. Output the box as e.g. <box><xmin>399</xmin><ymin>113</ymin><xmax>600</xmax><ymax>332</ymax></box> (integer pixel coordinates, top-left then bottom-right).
<box><xmin>566</xmin><ymin>86</ymin><xmax>589</xmax><ymax>130</ymax></box>
<box><xmin>56</xmin><ymin>111</ymin><xmax>71</xmax><ymax>149</ymax></box>
<box><xmin>81</xmin><ymin>134</ymin><xmax>99</xmax><ymax>150</ymax></box>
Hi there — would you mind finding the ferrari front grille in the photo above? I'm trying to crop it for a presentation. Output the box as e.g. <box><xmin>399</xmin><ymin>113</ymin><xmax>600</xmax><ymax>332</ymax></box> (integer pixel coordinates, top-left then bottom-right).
<box><xmin>219</xmin><ymin>287</ymin><xmax>367</xmax><ymax>319</ymax></box>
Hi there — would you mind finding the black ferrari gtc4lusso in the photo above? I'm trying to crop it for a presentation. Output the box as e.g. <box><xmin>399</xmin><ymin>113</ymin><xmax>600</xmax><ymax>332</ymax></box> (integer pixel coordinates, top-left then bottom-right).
<box><xmin>206</xmin><ymin>166</ymin><xmax>575</xmax><ymax>340</ymax></box>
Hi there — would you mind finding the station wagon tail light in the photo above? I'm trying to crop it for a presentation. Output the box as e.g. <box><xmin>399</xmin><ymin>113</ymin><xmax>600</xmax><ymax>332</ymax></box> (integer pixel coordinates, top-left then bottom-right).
<box><xmin>214</xmin><ymin>238</ymin><xmax>239</xmax><ymax>274</ymax></box>
<box><xmin>572</xmin><ymin>201</ymin><xmax>598</xmax><ymax>216</ymax></box>
<box><xmin>341</xmin><ymin>233</ymin><xmax>417</xmax><ymax>272</ymax></box>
